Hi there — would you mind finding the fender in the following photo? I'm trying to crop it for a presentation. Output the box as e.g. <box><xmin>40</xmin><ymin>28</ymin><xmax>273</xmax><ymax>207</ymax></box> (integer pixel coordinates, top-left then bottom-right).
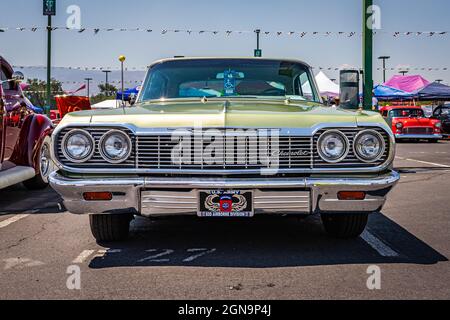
<box><xmin>10</xmin><ymin>114</ymin><xmax>53</xmax><ymax>174</ymax></box>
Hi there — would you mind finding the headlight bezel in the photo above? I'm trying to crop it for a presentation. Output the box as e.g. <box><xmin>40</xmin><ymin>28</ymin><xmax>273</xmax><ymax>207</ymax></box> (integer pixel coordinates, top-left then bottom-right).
<box><xmin>61</xmin><ymin>129</ymin><xmax>95</xmax><ymax>163</ymax></box>
<box><xmin>353</xmin><ymin>129</ymin><xmax>386</xmax><ymax>163</ymax></box>
<box><xmin>99</xmin><ymin>129</ymin><xmax>133</xmax><ymax>164</ymax></box>
<box><xmin>317</xmin><ymin>130</ymin><xmax>350</xmax><ymax>163</ymax></box>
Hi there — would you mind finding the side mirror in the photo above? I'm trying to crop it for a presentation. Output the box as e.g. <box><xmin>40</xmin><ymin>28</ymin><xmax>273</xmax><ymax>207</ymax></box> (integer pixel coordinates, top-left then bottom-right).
<box><xmin>12</xmin><ymin>71</ymin><xmax>25</xmax><ymax>83</ymax></box>
<box><xmin>339</xmin><ymin>70</ymin><xmax>360</xmax><ymax>110</ymax></box>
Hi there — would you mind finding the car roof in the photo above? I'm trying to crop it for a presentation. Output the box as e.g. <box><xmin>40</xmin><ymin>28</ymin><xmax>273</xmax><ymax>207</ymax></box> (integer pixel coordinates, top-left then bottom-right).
<box><xmin>148</xmin><ymin>57</ymin><xmax>314</xmax><ymax>69</ymax></box>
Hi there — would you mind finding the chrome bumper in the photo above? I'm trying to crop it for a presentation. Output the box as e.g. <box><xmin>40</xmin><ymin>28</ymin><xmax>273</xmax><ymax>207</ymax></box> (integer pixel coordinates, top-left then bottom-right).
<box><xmin>395</xmin><ymin>133</ymin><xmax>442</xmax><ymax>140</ymax></box>
<box><xmin>49</xmin><ymin>170</ymin><xmax>400</xmax><ymax>216</ymax></box>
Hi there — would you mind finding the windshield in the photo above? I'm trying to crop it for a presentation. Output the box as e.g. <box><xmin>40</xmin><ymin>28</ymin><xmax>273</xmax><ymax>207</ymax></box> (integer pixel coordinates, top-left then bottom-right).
<box><xmin>390</xmin><ymin>109</ymin><xmax>424</xmax><ymax>118</ymax></box>
<box><xmin>138</xmin><ymin>59</ymin><xmax>320</xmax><ymax>103</ymax></box>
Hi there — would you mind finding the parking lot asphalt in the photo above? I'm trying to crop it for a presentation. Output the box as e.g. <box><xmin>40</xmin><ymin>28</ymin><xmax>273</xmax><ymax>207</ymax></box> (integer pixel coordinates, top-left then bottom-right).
<box><xmin>0</xmin><ymin>141</ymin><xmax>449</xmax><ymax>300</ymax></box>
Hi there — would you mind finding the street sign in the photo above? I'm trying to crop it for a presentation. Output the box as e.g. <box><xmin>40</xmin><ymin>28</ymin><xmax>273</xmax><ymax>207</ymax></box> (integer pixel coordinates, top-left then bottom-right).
<box><xmin>254</xmin><ymin>49</ymin><xmax>262</xmax><ymax>58</ymax></box>
<box><xmin>43</xmin><ymin>0</ymin><xmax>56</xmax><ymax>16</ymax></box>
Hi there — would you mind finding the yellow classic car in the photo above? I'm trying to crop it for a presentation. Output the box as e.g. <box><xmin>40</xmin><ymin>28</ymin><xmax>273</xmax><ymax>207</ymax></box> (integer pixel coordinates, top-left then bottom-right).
<box><xmin>49</xmin><ymin>58</ymin><xmax>399</xmax><ymax>242</ymax></box>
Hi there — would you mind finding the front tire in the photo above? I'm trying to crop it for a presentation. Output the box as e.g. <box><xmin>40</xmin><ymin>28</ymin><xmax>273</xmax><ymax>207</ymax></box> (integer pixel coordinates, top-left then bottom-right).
<box><xmin>23</xmin><ymin>139</ymin><xmax>52</xmax><ymax>190</ymax></box>
<box><xmin>321</xmin><ymin>213</ymin><xmax>369</xmax><ymax>239</ymax></box>
<box><xmin>89</xmin><ymin>214</ymin><xmax>133</xmax><ymax>242</ymax></box>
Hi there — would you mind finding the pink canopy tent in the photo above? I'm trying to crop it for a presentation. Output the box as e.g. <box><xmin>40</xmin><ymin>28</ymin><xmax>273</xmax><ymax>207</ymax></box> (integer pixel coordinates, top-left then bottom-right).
<box><xmin>384</xmin><ymin>75</ymin><xmax>430</xmax><ymax>93</ymax></box>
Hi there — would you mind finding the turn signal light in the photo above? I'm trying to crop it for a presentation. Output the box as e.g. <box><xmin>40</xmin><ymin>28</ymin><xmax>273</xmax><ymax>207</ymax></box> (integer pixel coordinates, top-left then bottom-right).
<box><xmin>337</xmin><ymin>191</ymin><xmax>366</xmax><ymax>201</ymax></box>
<box><xmin>83</xmin><ymin>192</ymin><xmax>113</xmax><ymax>201</ymax></box>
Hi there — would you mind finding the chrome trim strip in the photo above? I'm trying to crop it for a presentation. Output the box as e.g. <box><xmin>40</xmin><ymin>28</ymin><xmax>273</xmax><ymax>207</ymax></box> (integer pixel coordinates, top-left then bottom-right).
<box><xmin>395</xmin><ymin>134</ymin><xmax>442</xmax><ymax>139</ymax></box>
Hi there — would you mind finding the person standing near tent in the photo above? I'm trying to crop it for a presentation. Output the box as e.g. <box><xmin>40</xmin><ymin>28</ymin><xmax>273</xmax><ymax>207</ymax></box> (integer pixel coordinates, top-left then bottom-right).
<box><xmin>372</xmin><ymin>96</ymin><xmax>379</xmax><ymax>111</ymax></box>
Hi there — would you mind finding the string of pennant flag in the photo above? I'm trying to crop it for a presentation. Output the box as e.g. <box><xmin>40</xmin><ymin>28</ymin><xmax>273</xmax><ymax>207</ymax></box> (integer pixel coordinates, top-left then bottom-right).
<box><xmin>0</xmin><ymin>27</ymin><xmax>449</xmax><ymax>37</ymax></box>
<box><xmin>12</xmin><ymin>65</ymin><xmax>450</xmax><ymax>72</ymax></box>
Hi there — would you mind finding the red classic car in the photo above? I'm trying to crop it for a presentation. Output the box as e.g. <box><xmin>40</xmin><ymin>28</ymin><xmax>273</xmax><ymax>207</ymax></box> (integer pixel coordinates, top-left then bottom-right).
<box><xmin>1</xmin><ymin>56</ymin><xmax>54</xmax><ymax>190</ymax></box>
<box><xmin>381</xmin><ymin>106</ymin><xmax>442</xmax><ymax>142</ymax></box>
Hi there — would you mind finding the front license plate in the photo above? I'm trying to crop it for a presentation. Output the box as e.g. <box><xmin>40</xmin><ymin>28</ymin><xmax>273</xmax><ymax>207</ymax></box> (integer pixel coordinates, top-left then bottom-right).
<box><xmin>198</xmin><ymin>190</ymin><xmax>254</xmax><ymax>217</ymax></box>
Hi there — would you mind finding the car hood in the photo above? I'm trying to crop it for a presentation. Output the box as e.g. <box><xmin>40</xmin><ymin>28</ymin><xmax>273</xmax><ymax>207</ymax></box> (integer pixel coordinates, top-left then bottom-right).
<box><xmin>61</xmin><ymin>99</ymin><xmax>383</xmax><ymax>129</ymax></box>
<box><xmin>395</xmin><ymin>117</ymin><xmax>436</xmax><ymax>127</ymax></box>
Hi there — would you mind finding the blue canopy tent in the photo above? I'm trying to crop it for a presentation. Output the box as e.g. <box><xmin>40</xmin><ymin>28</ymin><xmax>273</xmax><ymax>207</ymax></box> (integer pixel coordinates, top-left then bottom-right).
<box><xmin>116</xmin><ymin>86</ymin><xmax>140</xmax><ymax>101</ymax></box>
<box><xmin>416</xmin><ymin>82</ymin><xmax>450</xmax><ymax>100</ymax></box>
<box><xmin>373</xmin><ymin>85</ymin><xmax>415</xmax><ymax>101</ymax></box>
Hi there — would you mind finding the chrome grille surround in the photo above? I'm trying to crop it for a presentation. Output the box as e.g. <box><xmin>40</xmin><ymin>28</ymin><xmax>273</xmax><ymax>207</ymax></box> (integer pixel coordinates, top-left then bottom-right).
<box><xmin>52</xmin><ymin>123</ymin><xmax>395</xmax><ymax>175</ymax></box>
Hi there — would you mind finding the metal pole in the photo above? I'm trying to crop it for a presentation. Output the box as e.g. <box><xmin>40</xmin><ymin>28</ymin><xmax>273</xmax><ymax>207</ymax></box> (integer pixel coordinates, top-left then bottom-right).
<box><xmin>102</xmin><ymin>70</ymin><xmax>111</xmax><ymax>95</ymax></box>
<box><xmin>256</xmin><ymin>29</ymin><xmax>260</xmax><ymax>50</ymax></box>
<box><xmin>85</xmin><ymin>78</ymin><xmax>92</xmax><ymax>98</ymax></box>
<box><xmin>378</xmin><ymin>56</ymin><xmax>390</xmax><ymax>83</ymax></box>
<box><xmin>121</xmin><ymin>62</ymin><xmax>124</xmax><ymax>105</ymax></box>
<box><xmin>363</xmin><ymin>0</ymin><xmax>374</xmax><ymax>110</ymax></box>
<box><xmin>46</xmin><ymin>15</ymin><xmax>52</xmax><ymax>110</ymax></box>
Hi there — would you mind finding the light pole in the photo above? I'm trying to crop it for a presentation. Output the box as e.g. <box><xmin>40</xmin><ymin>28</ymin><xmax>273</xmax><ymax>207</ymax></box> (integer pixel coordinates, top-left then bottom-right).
<box><xmin>85</xmin><ymin>78</ymin><xmax>92</xmax><ymax>98</ymax></box>
<box><xmin>43</xmin><ymin>0</ymin><xmax>56</xmax><ymax>112</ymax></box>
<box><xmin>119</xmin><ymin>55</ymin><xmax>126</xmax><ymax>106</ymax></box>
<box><xmin>378</xmin><ymin>56</ymin><xmax>390</xmax><ymax>83</ymax></box>
<box><xmin>102</xmin><ymin>70</ymin><xmax>111</xmax><ymax>96</ymax></box>
<box><xmin>362</xmin><ymin>0</ymin><xmax>374</xmax><ymax>110</ymax></box>
<box><xmin>254</xmin><ymin>29</ymin><xmax>262</xmax><ymax>57</ymax></box>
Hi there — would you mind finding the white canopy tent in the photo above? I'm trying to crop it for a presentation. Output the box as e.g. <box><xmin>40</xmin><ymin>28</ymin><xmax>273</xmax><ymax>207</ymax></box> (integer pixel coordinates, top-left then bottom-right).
<box><xmin>315</xmin><ymin>71</ymin><xmax>340</xmax><ymax>97</ymax></box>
<box><xmin>91</xmin><ymin>99</ymin><xmax>122</xmax><ymax>110</ymax></box>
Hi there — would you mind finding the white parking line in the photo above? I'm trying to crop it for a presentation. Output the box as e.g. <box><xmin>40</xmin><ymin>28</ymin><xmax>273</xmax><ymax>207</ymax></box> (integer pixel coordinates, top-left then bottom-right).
<box><xmin>396</xmin><ymin>157</ymin><xmax>449</xmax><ymax>168</ymax></box>
<box><xmin>0</xmin><ymin>214</ymin><xmax>29</xmax><ymax>229</ymax></box>
<box><xmin>72</xmin><ymin>250</ymin><xmax>96</xmax><ymax>264</ymax></box>
<box><xmin>361</xmin><ymin>231</ymin><xmax>399</xmax><ymax>257</ymax></box>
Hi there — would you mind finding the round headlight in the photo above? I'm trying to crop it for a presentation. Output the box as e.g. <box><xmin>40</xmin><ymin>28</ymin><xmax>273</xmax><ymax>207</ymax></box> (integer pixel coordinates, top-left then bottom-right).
<box><xmin>61</xmin><ymin>129</ymin><xmax>95</xmax><ymax>163</ymax></box>
<box><xmin>435</xmin><ymin>122</ymin><xmax>442</xmax><ymax>128</ymax></box>
<box><xmin>353</xmin><ymin>130</ymin><xmax>386</xmax><ymax>163</ymax></box>
<box><xmin>395</xmin><ymin>122</ymin><xmax>403</xmax><ymax>129</ymax></box>
<box><xmin>99</xmin><ymin>130</ymin><xmax>132</xmax><ymax>163</ymax></box>
<box><xmin>317</xmin><ymin>130</ymin><xmax>349</xmax><ymax>163</ymax></box>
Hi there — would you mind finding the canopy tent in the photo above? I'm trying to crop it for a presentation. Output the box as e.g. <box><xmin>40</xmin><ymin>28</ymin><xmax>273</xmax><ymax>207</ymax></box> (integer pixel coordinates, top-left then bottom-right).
<box><xmin>116</xmin><ymin>86</ymin><xmax>140</xmax><ymax>101</ymax></box>
<box><xmin>384</xmin><ymin>75</ymin><xmax>430</xmax><ymax>93</ymax></box>
<box><xmin>373</xmin><ymin>85</ymin><xmax>415</xmax><ymax>100</ymax></box>
<box><xmin>91</xmin><ymin>99</ymin><xmax>122</xmax><ymax>109</ymax></box>
<box><xmin>416</xmin><ymin>82</ymin><xmax>450</xmax><ymax>100</ymax></box>
<box><xmin>315</xmin><ymin>71</ymin><xmax>340</xmax><ymax>97</ymax></box>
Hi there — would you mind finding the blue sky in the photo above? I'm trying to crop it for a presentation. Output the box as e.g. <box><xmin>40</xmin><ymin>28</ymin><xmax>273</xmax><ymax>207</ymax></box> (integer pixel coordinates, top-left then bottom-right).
<box><xmin>1</xmin><ymin>0</ymin><xmax>449</xmax><ymax>87</ymax></box>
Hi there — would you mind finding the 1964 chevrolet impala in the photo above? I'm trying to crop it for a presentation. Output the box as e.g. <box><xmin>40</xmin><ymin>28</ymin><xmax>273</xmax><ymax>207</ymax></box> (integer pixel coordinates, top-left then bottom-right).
<box><xmin>49</xmin><ymin>58</ymin><xmax>400</xmax><ymax>242</ymax></box>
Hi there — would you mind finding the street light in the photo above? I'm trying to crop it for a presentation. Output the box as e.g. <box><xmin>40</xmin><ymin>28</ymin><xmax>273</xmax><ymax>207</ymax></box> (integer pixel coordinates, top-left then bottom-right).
<box><xmin>254</xmin><ymin>29</ymin><xmax>262</xmax><ymax>57</ymax></box>
<box><xmin>84</xmin><ymin>77</ymin><xmax>93</xmax><ymax>98</ymax></box>
<box><xmin>102</xmin><ymin>70</ymin><xmax>111</xmax><ymax>96</ymax></box>
<box><xmin>378</xmin><ymin>56</ymin><xmax>390</xmax><ymax>83</ymax></box>
<box><xmin>435</xmin><ymin>79</ymin><xmax>444</xmax><ymax>84</ymax></box>
<box><xmin>119</xmin><ymin>55</ymin><xmax>126</xmax><ymax>106</ymax></box>
<box><xmin>399</xmin><ymin>70</ymin><xmax>409</xmax><ymax>76</ymax></box>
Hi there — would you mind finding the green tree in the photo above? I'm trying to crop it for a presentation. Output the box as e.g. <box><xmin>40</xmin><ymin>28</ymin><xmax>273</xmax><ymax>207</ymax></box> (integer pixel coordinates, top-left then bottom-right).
<box><xmin>24</xmin><ymin>78</ymin><xmax>63</xmax><ymax>108</ymax></box>
<box><xmin>90</xmin><ymin>83</ymin><xmax>118</xmax><ymax>105</ymax></box>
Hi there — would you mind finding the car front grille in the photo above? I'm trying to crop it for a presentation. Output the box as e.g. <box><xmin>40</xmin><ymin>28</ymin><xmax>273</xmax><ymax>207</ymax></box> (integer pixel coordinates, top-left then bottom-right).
<box><xmin>55</xmin><ymin>127</ymin><xmax>391</xmax><ymax>173</ymax></box>
<box><xmin>136</xmin><ymin>134</ymin><xmax>313</xmax><ymax>170</ymax></box>
<box><xmin>403</xmin><ymin>127</ymin><xmax>433</xmax><ymax>135</ymax></box>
